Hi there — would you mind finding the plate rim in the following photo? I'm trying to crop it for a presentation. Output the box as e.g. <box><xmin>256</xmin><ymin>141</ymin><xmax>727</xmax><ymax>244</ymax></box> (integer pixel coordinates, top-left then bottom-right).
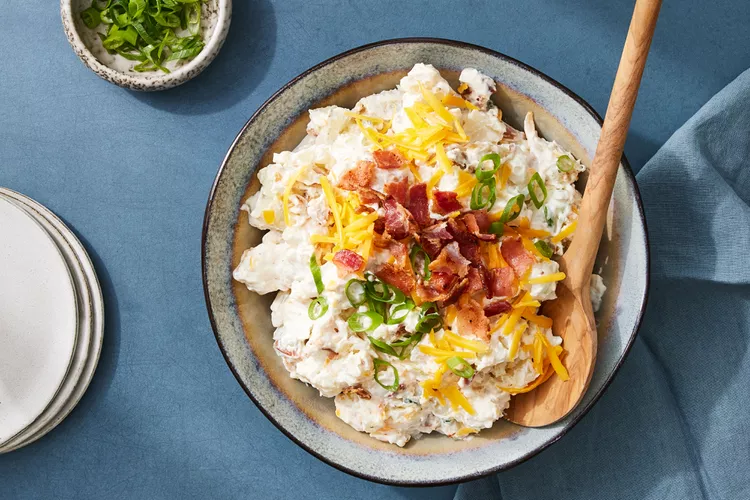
<box><xmin>0</xmin><ymin>188</ymin><xmax>104</xmax><ymax>453</ymax></box>
<box><xmin>201</xmin><ymin>37</ymin><xmax>651</xmax><ymax>486</ymax></box>
<box><xmin>0</xmin><ymin>196</ymin><xmax>79</xmax><ymax>447</ymax></box>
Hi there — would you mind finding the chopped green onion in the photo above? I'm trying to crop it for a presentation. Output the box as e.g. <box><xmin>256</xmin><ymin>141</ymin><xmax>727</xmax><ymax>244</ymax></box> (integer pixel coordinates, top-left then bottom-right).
<box><xmin>373</xmin><ymin>359</ymin><xmax>400</xmax><ymax>392</ymax></box>
<box><xmin>415</xmin><ymin>312</ymin><xmax>443</xmax><ymax>333</ymax></box>
<box><xmin>348</xmin><ymin>311</ymin><xmax>383</xmax><ymax>333</ymax></box>
<box><xmin>527</xmin><ymin>173</ymin><xmax>547</xmax><ymax>209</ymax></box>
<box><xmin>81</xmin><ymin>7</ymin><xmax>101</xmax><ymax>28</ymax></box>
<box><xmin>409</xmin><ymin>244</ymin><xmax>432</xmax><ymax>281</ymax></box>
<box><xmin>365</xmin><ymin>277</ymin><xmax>404</xmax><ymax>304</ymax></box>
<box><xmin>446</xmin><ymin>356</ymin><xmax>475</xmax><ymax>379</ymax></box>
<box><xmin>345</xmin><ymin>279</ymin><xmax>367</xmax><ymax>307</ymax></box>
<box><xmin>470</xmin><ymin>178</ymin><xmax>497</xmax><ymax>210</ymax></box>
<box><xmin>80</xmin><ymin>0</ymin><xmax>205</xmax><ymax>73</ymax></box>
<box><xmin>534</xmin><ymin>240</ymin><xmax>554</xmax><ymax>259</ymax></box>
<box><xmin>309</xmin><ymin>253</ymin><xmax>324</xmax><ymax>295</ymax></box>
<box><xmin>557</xmin><ymin>155</ymin><xmax>576</xmax><ymax>173</ymax></box>
<box><xmin>475</xmin><ymin>153</ymin><xmax>502</xmax><ymax>182</ymax></box>
<box><xmin>499</xmin><ymin>194</ymin><xmax>524</xmax><ymax>223</ymax></box>
<box><xmin>308</xmin><ymin>296</ymin><xmax>328</xmax><ymax>320</ymax></box>
<box><xmin>391</xmin><ymin>332</ymin><xmax>424</xmax><ymax>360</ymax></box>
<box><xmin>367</xmin><ymin>336</ymin><xmax>399</xmax><ymax>357</ymax></box>
<box><xmin>385</xmin><ymin>300</ymin><xmax>415</xmax><ymax>325</ymax></box>
<box><xmin>488</xmin><ymin>221</ymin><xmax>504</xmax><ymax>236</ymax></box>
<box><xmin>544</xmin><ymin>206</ymin><xmax>555</xmax><ymax>227</ymax></box>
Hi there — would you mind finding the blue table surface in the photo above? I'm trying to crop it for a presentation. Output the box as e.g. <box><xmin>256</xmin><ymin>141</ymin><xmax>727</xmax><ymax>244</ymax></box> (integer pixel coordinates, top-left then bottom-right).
<box><xmin>1</xmin><ymin>1</ymin><xmax>748</xmax><ymax>498</ymax></box>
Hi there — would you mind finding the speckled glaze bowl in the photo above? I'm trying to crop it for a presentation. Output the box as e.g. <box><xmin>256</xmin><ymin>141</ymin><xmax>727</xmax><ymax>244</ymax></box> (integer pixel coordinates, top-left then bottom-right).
<box><xmin>202</xmin><ymin>38</ymin><xmax>649</xmax><ymax>485</ymax></box>
<box><xmin>61</xmin><ymin>0</ymin><xmax>231</xmax><ymax>91</ymax></box>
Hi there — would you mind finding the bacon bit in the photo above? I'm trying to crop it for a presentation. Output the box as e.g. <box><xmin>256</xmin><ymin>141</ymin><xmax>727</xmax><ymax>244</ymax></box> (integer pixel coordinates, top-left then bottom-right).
<box><xmin>384</xmin><ymin>177</ymin><xmax>410</xmax><ymax>206</ymax></box>
<box><xmin>332</xmin><ymin>249</ymin><xmax>365</xmax><ymax>276</ymax></box>
<box><xmin>456</xmin><ymin>298</ymin><xmax>490</xmax><ymax>341</ymax></box>
<box><xmin>273</xmin><ymin>340</ymin><xmax>299</xmax><ymax>358</ymax></box>
<box><xmin>433</xmin><ymin>191</ymin><xmax>462</xmax><ymax>214</ymax></box>
<box><xmin>406</xmin><ymin>183</ymin><xmax>430</xmax><ymax>226</ymax></box>
<box><xmin>440</xmin><ymin>278</ymin><xmax>469</xmax><ymax>306</ymax></box>
<box><xmin>373</xmin><ymin>238</ymin><xmax>409</xmax><ymax>266</ymax></box>
<box><xmin>376</xmin><ymin>263</ymin><xmax>416</xmax><ymax>294</ymax></box>
<box><xmin>338</xmin><ymin>160</ymin><xmax>374</xmax><ymax>191</ymax></box>
<box><xmin>501</xmin><ymin>236</ymin><xmax>535</xmax><ymax>277</ymax></box>
<box><xmin>428</xmin><ymin>242</ymin><xmax>470</xmax><ymax>278</ymax></box>
<box><xmin>484</xmin><ymin>300</ymin><xmax>512</xmax><ymax>317</ymax></box>
<box><xmin>461</xmin><ymin>213</ymin><xmax>496</xmax><ymax>242</ymax></box>
<box><xmin>416</xmin><ymin>271</ymin><xmax>459</xmax><ymax>302</ymax></box>
<box><xmin>373</xmin><ymin>150</ymin><xmax>406</xmax><ymax>169</ymax></box>
<box><xmin>382</xmin><ymin>197</ymin><xmax>416</xmax><ymax>240</ymax></box>
<box><xmin>355</xmin><ymin>205</ymin><xmax>375</xmax><ymax>215</ymax></box>
<box><xmin>489</xmin><ymin>266</ymin><xmax>516</xmax><ymax>298</ymax></box>
<box><xmin>341</xmin><ymin>385</ymin><xmax>371</xmax><ymax>400</ymax></box>
<box><xmin>357</xmin><ymin>187</ymin><xmax>385</xmax><ymax>205</ymax></box>
<box><xmin>465</xmin><ymin>266</ymin><xmax>484</xmax><ymax>295</ymax></box>
<box><xmin>471</xmin><ymin>210</ymin><xmax>491</xmax><ymax>232</ymax></box>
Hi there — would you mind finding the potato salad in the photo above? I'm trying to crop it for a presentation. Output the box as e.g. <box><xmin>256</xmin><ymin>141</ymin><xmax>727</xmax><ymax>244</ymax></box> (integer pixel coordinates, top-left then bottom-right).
<box><xmin>234</xmin><ymin>64</ymin><xmax>604</xmax><ymax>446</ymax></box>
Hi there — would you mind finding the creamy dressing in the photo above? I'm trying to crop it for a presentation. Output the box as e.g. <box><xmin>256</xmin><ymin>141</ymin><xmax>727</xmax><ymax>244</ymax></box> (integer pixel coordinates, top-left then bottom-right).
<box><xmin>233</xmin><ymin>64</ymin><xmax>604</xmax><ymax>447</ymax></box>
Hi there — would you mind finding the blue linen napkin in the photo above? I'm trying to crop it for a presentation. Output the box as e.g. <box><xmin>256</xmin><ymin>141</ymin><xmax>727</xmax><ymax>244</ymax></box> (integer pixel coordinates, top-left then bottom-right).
<box><xmin>455</xmin><ymin>68</ymin><xmax>750</xmax><ymax>500</ymax></box>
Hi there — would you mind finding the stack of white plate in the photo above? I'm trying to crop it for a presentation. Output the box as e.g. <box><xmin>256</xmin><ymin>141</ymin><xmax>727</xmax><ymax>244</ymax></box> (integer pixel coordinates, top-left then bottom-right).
<box><xmin>0</xmin><ymin>188</ymin><xmax>103</xmax><ymax>453</ymax></box>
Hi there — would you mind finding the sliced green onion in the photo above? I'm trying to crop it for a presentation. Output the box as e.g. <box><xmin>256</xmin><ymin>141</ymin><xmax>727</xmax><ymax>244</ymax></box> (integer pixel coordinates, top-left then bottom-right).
<box><xmin>367</xmin><ymin>336</ymin><xmax>399</xmax><ymax>357</ymax></box>
<box><xmin>470</xmin><ymin>178</ymin><xmax>497</xmax><ymax>210</ymax></box>
<box><xmin>415</xmin><ymin>312</ymin><xmax>443</xmax><ymax>333</ymax></box>
<box><xmin>345</xmin><ymin>279</ymin><xmax>367</xmax><ymax>307</ymax></box>
<box><xmin>499</xmin><ymin>194</ymin><xmax>524</xmax><ymax>223</ymax></box>
<box><xmin>391</xmin><ymin>332</ymin><xmax>424</xmax><ymax>360</ymax></box>
<box><xmin>385</xmin><ymin>300</ymin><xmax>415</xmax><ymax>325</ymax></box>
<box><xmin>557</xmin><ymin>155</ymin><xmax>576</xmax><ymax>173</ymax></box>
<box><xmin>475</xmin><ymin>153</ymin><xmax>502</xmax><ymax>182</ymax></box>
<box><xmin>373</xmin><ymin>359</ymin><xmax>400</xmax><ymax>392</ymax></box>
<box><xmin>527</xmin><ymin>173</ymin><xmax>547</xmax><ymax>209</ymax></box>
<box><xmin>534</xmin><ymin>240</ymin><xmax>554</xmax><ymax>259</ymax></box>
<box><xmin>488</xmin><ymin>221</ymin><xmax>504</xmax><ymax>236</ymax></box>
<box><xmin>365</xmin><ymin>278</ymin><xmax>404</xmax><ymax>304</ymax></box>
<box><xmin>446</xmin><ymin>356</ymin><xmax>475</xmax><ymax>379</ymax></box>
<box><xmin>544</xmin><ymin>206</ymin><xmax>554</xmax><ymax>227</ymax></box>
<box><xmin>409</xmin><ymin>244</ymin><xmax>432</xmax><ymax>281</ymax></box>
<box><xmin>309</xmin><ymin>253</ymin><xmax>324</xmax><ymax>295</ymax></box>
<box><xmin>348</xmin><ymin>311</ymin><xmax>383</xmax><ymax>333</ymax></box>
<box><xmin>308</xmin><ymin>296</ymin><xmax>328</xmax><ymax>320</ymax></box>
<box><xmin>81</xmin><ymin>7</ymin><xmax>101</xmax><ymax>28</ymax></box>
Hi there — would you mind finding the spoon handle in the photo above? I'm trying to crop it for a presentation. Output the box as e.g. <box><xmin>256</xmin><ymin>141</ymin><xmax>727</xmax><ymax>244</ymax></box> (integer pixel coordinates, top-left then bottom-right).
<box><xmin>566</xmin><ymin>0</ymin><xmax>662</xmax><ymax>284</ymax></box>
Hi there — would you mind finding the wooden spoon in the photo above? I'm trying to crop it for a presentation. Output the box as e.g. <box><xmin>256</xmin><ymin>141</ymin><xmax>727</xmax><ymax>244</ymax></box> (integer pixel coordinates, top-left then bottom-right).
<box><xmin>505</xmin><ymin>0</ymin><xmax>662</xmax><ymax>427</ymax></box>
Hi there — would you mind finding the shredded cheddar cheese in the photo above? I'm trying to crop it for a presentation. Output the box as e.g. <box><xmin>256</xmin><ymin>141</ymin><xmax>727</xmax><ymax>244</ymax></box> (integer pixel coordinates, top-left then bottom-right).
<box><xmin>551</xmin><ymin>220</ymin><xmax>578</xmax><ymax>244</ymax></box>
<box><xmin>522</xmin><ymin>310</ymin><xmax>553</xmax><ymax>329</ymax></box>
<box><xmin>525</xmin><ymin>272</ymin><xmax>566</xmax><ymax>285</ymax></box>
<box><xmin>441</xmin><ymin>386</ymin><xmax>475</xmax><ymax>415</ymax></box>
<box><xmin>282</xmin><ymin>166</ymin><xmax>307</xmax><ymax>226</ymax></box>
<box><xmin>262</xmin><ymin>210</ymin><xmax>275</xmax><ymax>224</ymax></box>
<box><xmin>540</xmin><ymin>334</ymin><xmax>569</xmax><ymax>381</ymax></box>
<box><xmin>443</xmin><ymin>330</ymin><xmax>489</xmax><ymax>353</ymax></box>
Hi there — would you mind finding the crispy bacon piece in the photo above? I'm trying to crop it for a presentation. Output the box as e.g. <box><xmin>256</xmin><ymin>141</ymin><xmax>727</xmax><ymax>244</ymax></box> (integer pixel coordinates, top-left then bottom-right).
<box><xmin>373</xmin><ymin>150</ymin><xmax>406</xmax><ymax>170</ymax></box>
<box><xmin>471</xmin><ymin>210</ymin><xmax>491</xmax><ymax>233</ymax></box>
<box><xmin>406</xmin><ymin>183</ymin><xmax>431</xmax><ymax>227</ymax></box>
<box><xmin>382</xmin><ymin>197</ymin><xmax>416</xmax><ymax>240</ymax></box>
<box><xmin>461</xmin><ymin>213</ymin><xmax>496</xmax><ymax>241</ymax></box>
<box><xmin>456</xmin><ymin>298</ymin><xmax>490</xmax><ymax>341</ymax></box>
<box><xmin>341</xmin><ymin>385</ymin><xmax>371</xmax><ymax>400</ymax></box>
<box><xmin>440</xmin><ymin>278</ymin><xmax>469</xmax><ymax>306</ymax></box>
<box><xmin>375</xmin><ymin>263</ymin><xmax>416</xmax><ymax>294</ymax></box>
<box><xmin>338</xmin><ymin>160</ymin><xmax>374</xmax><ymax>191</ymax></box>
<box><xmin>489</xmin><ymin>266</ymin><xmax>516</xmax><ymax>298</ymax></box>
<box><xmin>445</xmin><ymin>218</ymin><xmax>482</xmax><ymax>264</ymax></box>
<box><xmin>357</xmin><ymin>187</ymin><xmax>385</xmax><ymax>206</ymax></box>
<box><xmin>433</xmin><ymin>191</ymin><xmax>462</xmax><ymax>214</ymax></box>
<box><xmin>428</xmin><ymin>242</ymin><xmax>470</xmax><ymax>278</ymax></box>
<box><xmin>332</xmin><ymin>249</ymin><xmax>365</xmax><ymax>276</ymax></box>
<box><xmin>384</xmin><ymin>177</ymin><xmax>410</xmax><ymax>206</ymax></box>
<box><xmin>490</xmin><ymin>267</ymin><xmax>517</xmax><ymax>298</ymax></box>
<box><xmin>484</xmin><ymin>300</ymin><xmax>512</xmax><ymax>317</ymax></box>
<box><xmin>416</xmin><ymin>271</ymin><xmax>459</xmax><ymax>302</ymax></box>
<box><xmin>501</xmin><ymin>236</ymin><xmax>535</xmax><ymax>277</ymax></box>
<box><xmin>422</xmin><ymin>221</ymin><xmax>453</xmax><ymax>240</ymax></box>
<box><xmin>465</xmin><ymin>266</ymin><xmax>485</xmax><ymax>295</ymax></box>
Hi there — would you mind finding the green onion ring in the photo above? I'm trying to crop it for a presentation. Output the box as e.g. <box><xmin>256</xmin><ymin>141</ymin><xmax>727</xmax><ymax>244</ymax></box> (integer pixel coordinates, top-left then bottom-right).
<box><xmin>307</xmin><ymin>296</ymin><xmax>328</xmax><ymax>320</ymax></box>
<box><xmin>309</xmin><ymin>253</ymin><xmax>324</xmax><ymax>295</ymax></box>
<box><xmin>446</xmin><ymin>356</ymin><xmax>475</xmax><ymax>379</ymax></box>
<box><xmin>345</xmin><ymin>279</ymin><xmax>367</xmax><ymax>307</ymax></box>
<box><xmin>488</xmin><ymin>221</ymin><xmax>504</xmax><ymax>236</ymax></box>
<box><xmin>527</xmin><ymin>172</ymin><xmax>548</xmax><ymax>209</ymax></box>
<box><xmin>499</xmin><ymin>194</ymin><xmax>525</xmax><ymax>224</ymax></box>
<box><xmin>534</xmin><ymin>240</ymin><xmax>554</xmax><ymax>259</ymax></box>
<box><xmin>367</xmin><ymin>336</ymin><xmax>399</xmax><ymax>357</ymax></box>
<box><xmin>409</xmin><ymin>244</ymin><xmax>432</xmax><ymax>281</ymax></box>
<box><xmin>415</xmin><ymin>312</ymin><xmax>443</xmax><ymax>333</ymax></box>
<box><xmin>475</xmin><ymin>153</ymin><xmax>502</xmax><ymax>182</ymax></box>
<box><xmin>556</xmin><ymin>155</ymin><xmax>576</xmax><ymax>173</ymax></box>
<box><xmin>385</xmin><ymin>300</ymin><xmax>415</xmax><ymax>325</ymax></box>
<box><xmin>470</xmin><ymin>178</ymin><xmax>497</xmax><ymax>210</ymax></box>
<box><xmin>373</xmin><ymin>359</ymin><xmax>400</xmax><ymax>392</ymax></box>
<box><xmin>348</xmin><ymin>311</ymin><xmax>383</xmax><ymax>333</ymax></box>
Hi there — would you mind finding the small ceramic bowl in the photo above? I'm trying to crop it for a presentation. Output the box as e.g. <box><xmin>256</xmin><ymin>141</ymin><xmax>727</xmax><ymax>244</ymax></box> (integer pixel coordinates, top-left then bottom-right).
<box><xmin>202</xmin><ymin>38</ymin><xmax>650</xmax><ymax>485</ymax></box>
<box><xmin>60</xmin><ymin>0</ymin><xmax>231</xmax><ymax>91</ymax></box>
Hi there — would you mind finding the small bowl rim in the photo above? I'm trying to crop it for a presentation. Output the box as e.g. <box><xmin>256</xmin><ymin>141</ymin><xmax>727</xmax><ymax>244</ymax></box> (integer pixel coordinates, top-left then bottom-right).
<box><xmin>202</xmin><ymin>37</ymin><xmax>651</xmax><ymax>486</ymax></box>
<box><xmin>60</xmin><ymin>0</ymin><xmax>232</xmax><ymax>90</ymax></box>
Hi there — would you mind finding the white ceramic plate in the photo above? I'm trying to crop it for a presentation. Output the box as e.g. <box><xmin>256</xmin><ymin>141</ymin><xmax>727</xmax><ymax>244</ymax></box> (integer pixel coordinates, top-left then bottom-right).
<box><xmin>0</xmin><ymin>196</ymin><xmax>78</xmax><ymax>446</ymax></box>
<box><xmin>0</xmin><ymin>189</ymin><xmax>103</xmax><ymax>453</ymax></box>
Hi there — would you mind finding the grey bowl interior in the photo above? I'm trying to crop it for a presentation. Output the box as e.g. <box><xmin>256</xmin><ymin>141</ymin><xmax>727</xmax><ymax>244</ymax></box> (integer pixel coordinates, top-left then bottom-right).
<box><xmin>202</xmin><ymin>39</ymin><xmax>649</xmax><ymax>485</ymax></box>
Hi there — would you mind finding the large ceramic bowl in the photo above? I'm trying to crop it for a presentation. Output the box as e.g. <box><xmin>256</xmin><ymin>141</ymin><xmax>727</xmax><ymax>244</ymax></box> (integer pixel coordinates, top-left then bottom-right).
<box><xmin>202</xmin><ymin>38</ymin><xmax>649</xmax><ymax>485</ymax></box>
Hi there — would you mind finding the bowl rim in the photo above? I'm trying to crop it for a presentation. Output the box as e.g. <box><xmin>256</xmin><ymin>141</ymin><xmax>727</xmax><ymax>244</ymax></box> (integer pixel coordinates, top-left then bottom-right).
<box><xmin>60</xmin><ymin>0</ymin><xmax>232</xmax><ymax>90</ymax></box>
<box><xmin>202</xmin><ymin>37</ymin><xmax>651</xmax><ymax>486</ymax></box>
